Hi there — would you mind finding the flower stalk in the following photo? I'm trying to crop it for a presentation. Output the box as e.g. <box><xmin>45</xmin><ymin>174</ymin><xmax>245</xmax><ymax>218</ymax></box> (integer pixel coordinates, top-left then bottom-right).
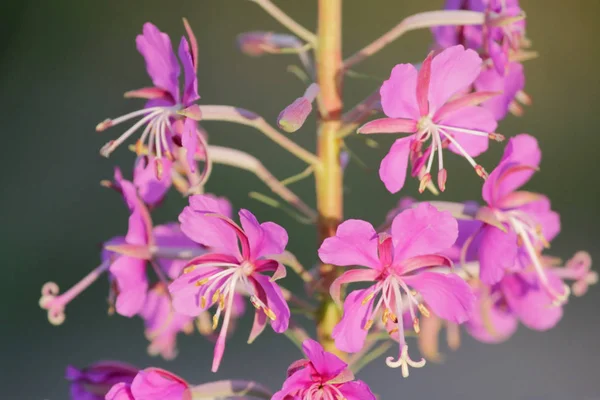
<box><xmin>315</xmin><ymin>0</ymin><xmax>345</xmax><ymax>358</ymax></box>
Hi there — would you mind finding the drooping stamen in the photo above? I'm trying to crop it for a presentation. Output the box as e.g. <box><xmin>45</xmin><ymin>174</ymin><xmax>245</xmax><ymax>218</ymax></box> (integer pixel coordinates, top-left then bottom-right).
<box><xmin>39</xmin><ymin>260</ymin><xmax>111</xmax><ymax>325</ymax></box>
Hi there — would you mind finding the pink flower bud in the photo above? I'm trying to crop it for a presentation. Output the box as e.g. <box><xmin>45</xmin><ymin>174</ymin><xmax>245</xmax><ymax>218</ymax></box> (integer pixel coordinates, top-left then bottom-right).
<box><xmin>277</xmin><ymin>83</ymin><xmax>320</xmax><ymax>133</ymax></box>
<box><xmin>237</xmin><ymin>31</ymin><xmax>301</xmax><ymax>57</ymax></box>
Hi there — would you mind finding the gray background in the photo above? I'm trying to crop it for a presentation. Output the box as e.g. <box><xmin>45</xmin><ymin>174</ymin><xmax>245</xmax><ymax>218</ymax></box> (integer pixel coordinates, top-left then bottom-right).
<box><xmin>1</xmin><ymin>0</ymin><xmax>599</xmax><ymax>399</ymax></box>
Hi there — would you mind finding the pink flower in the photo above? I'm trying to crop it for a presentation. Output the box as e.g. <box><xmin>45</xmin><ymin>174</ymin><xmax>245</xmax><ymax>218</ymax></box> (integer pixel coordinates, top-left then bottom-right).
<box><xmin>466</xmin><ymin>260</ymin><xmax>570</xmax><ymax>343</ymax></box>
<box><xmin>358</xmin><ymin>45</ymin><xmax>501</xmax><ymax>193</ymax></box>
<box><xmin>65</xmin><ymin>361</ymin><xmax>138</xmax><ymax>400</ymax></box>
<box><xmin>105</xmin><ymin>368</ymin><xmax>191</xmax><ymax>400</ymax></box>
<box><xmin>96</xmin><ymin>21</ymin><xmax>210</xmax><ymax>184</ymax></box>
<box><xmin>272</xmin><ymin>339</ymin><xmax>376</xmax><ymax>400</ymax></box>
<box><xmin>319</xmin><ymin>203</ymin><xmax>474</xmax><ymax>376</ymax></box>
<box><xmin>470</xmin><ymin>134</ymin><xmax>567</xmax><ymax>304</ymax></box>
<box><xmin>169</xmin><ymin>194</ymin><xmax>291</xmax><ymax>372</ymax></box>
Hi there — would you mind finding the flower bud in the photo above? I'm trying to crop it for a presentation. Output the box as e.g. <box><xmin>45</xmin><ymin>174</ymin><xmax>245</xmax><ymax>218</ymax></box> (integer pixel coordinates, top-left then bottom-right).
<box><xmin>237</xmin><ymin>31</ymin><xmax>301</xmax><ymax>57</ymax></box>
<box><xmin>277</xmin><ymin>83</ymin><xmax>320</xmax><ymax>133</ymax></box>
<box><xmin>66</xmin><ymin>361</ymin><xmax>138</xmax><ymax>400</ymax></box>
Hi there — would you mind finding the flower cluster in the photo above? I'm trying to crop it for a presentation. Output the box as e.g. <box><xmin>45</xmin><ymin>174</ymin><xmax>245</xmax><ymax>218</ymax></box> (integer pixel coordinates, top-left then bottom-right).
<box><xmin>40</xmin><ymin>2</ymin><xmax>594</xmax><ymax>399</ymax></box>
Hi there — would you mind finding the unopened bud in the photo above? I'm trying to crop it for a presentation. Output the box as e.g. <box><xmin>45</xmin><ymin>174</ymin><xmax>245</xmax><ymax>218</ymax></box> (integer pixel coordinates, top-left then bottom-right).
<box><xmin>237</xmin><ymin>31</ymin><xmax>301</xmax><ymax>57</ymax></box>
<box><xmin>277</xmin><ymin>83</ymin><xmax>320</xmax><ymax>133</ymax></box>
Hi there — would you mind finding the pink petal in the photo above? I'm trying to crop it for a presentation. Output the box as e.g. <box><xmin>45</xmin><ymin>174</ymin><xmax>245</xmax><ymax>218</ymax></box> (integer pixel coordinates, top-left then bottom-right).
<box><xmin>519</xmin><ymin>196</ymin><xmax>561</xmax><ymax>243</ymax></box>
<box><xmin>178</xmin><ymin>207</ymin><xmax>241</xmax><ymax>259</ymax></box>
<box><xmin>403</xmin><ymin>272</ymin><xmax>475</xmax><ymax>323</ymax></box>
<box><xmin>391</xmin><ymin>203</ymin><xmax>458</xmax><ymax>261</ymax></box>
<box><xmin>272</xmin><ymin>368</ymin><xmax>313</xmax><ymax>400</ymax></box>
<box><xmin>248</xmin><ymin>306</ymin><xmax>267</xmax><ymax>344</ymax></box>
<box><xmin>330</xmin><ymin>269</ymin><xmax>379</xmax><ymax>307</ymax></box>
<box><xmin>131</xmin><ymin>368</ymin><xmax>190</xmax><ymax>400</ymax></box>
<box><xmin>380</xmin><ymin>64</ymin><xmax>420</xmax><ymax>120</ymax></box>
<box><xmin>482</xmin><ymin>134</ymin><xmax>541</xmax><ymax>205</ymax></box>
<box><xmin>136</xmin><ymin>23</ymin><xmax>180</xmax><ymax>102</ymax></box>
<box><xmin>302</xmin><ymin>339</ymin><xmax>347</xmax><ymax>381</ymax></box>
<box><xmin>133</xmin><ymin>156</ymin><xmax>172</xmax><ymax>206</ymax></box>
<box><xmin>318</xmin><ymin>219</ymin><xmax>380</xmax><ymax>268</ymax></box>
<box><xmin>475</xmin><ymin>62</ymin><xmax>525</xmax><ymax>120</ymax></box>
<box><xmin>332</xmin><ymin>289</ymin><xmax>375</xmax><ymax>353</ymax></box>
<box><xmin>433</xmin><ymin>91</ymin><xmax>500</xmax><ymax>122</ymax></box>
<box><xmin>417</xmin><ymin>52</ymin><xmax>434</xmax><ymax>116</ymax></box>
<box><xmin>478</xmin><ymin>224</ymin><xmax>518</xmax><ymax>284</ymax></box>
<box><xmin>189</xmin><ymin>193</ymin><xmax>233</xmax><ymax>217</ymax></box>
<box><xmin>105</xmin><ymin>382</ymin><xmax>134</xmax><ymax>400</ymax></box>
<box><xmin>251</xmin><ymin>274</ymin><xmax>290</xmax><ymax>333</ymax></box>
<box><xmin>357</xmin><ymin>118</ymin><xmax>417</xmax><ymax>135</ymax></box>
<box><xmin>153</xmin><ymin>223</ymin><xmax>199</xmax><ymax>279</ymax></box>
<box><xmin>110</xmin><ymin>256</ymin><xmax>148</xmax><ymax>317</ymax></box>
<box><xmin>502</xmin><ymin>272</ymin><xmax>564</xmax><ymax>331</ymax></box>
<box><xmin>124</xmin><ymin>86</ymin><xmax>171</xmax><ymax>100</ymax></box>
<box><xmin>178</xmin><ymin>37</ymin><xmax>200</xmax><ymax>105</ymax></box>
<box><xmin>337</xmin><ymin>381</ymin><xmax>377</xmax><ymax>400</ymax></box>
<box><xmin>379</xmin><ymin>137</ymin><xmax>413</xmax><ymax>194</ymax></box>
<box><xmin>466</xmin><ymin>289</ymin><xmax>518</xmax><ymax>343</ymax></box>
<box><xmin>429</xmin><ymin>45</ymin><xmax>482</xmax><ymax>113</ymax></box>
<box><xmin>438</xmin><ymin>105</ymin><xmax>495</xmax><ymax>157</ymax></box>
<box><xmin>182</xmin><ymin>18</ymin><xmax>198</xmax><ymax>72</ymax></box>
<box><xmin>168</xmin><ymin>266</ymin><xmax>227</xmax><ymax>316</ymax></box>
<box><xmin>239</xmin><ymin>209</ymin><xmax>288</xmax><ymax>259</ymax></box>
<box><xmin>181</xmin><ymin>118</ymin><xmax>199</xmax><ymax>173</ymax></box>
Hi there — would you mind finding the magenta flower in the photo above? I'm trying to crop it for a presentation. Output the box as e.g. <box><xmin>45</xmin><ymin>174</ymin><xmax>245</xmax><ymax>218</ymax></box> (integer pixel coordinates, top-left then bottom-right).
<box><xmin>105</xmin><ymin>368</ymin><xmax>191</xmax><ymax>400</ymax></box>
<box><xmin>358</xmin><ymin>45</ymin><xmax>501</xmax><ymax>193</ymax></box>
<box><xmin>96</xmin><ymin>21</ymin><xmax>210</xmax><ymax>183</ymax></box>
<box><xmin>433</xmin><ymin>0</ymin><xmax>486</xmax><ymax>50</ymax></box>
<box><xmin>470</xmin><ymin>134</ymin><xmax>566</xmax><ymax>305</ymax></box>
<box><xmin>65</xmin><ymin>361</ymin><xmax>138</xmax><ymax>400</ymax></box>
<box><xmin>39</xmin><ymin>173</ymin><xmax>207</xmax><ymax>323</ymax></box>
<box><xmin>466</xmin><ymin>265</ymin><xmax>567</xmax><ymax>344</ymax></box>
<box><xmin>169</xmin><ymin>194</ymin><xmax>290</xmax><ymax>372</ymax></box>
<box><xmin>272</xmin><ymin>339</ymin><xmax>376</xmax><ymax>400</ymax></box>
<box><xmin>319</xmin><ymin>203</ymin><xmax>474</xmax><ymax>376</ymax></box>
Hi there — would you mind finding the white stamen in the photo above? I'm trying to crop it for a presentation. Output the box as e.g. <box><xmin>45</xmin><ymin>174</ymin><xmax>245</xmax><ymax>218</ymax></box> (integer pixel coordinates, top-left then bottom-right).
<box><xmin>438</xmin><ymin>128</ymin><xmax>479</xmax><ymax>168</ymax></box>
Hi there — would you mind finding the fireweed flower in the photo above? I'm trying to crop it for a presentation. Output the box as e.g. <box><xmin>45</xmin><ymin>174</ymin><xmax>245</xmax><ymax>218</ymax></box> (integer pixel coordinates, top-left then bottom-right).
<box><xmin>358</xmin><ymin>45</ymin><xmax>501</xmax><ymax>194</ymax></box>
<box><xmin>272</xmin><ymin>339</ymin><xmax>376</xmax><ymax>400</ymax></box>
<box><xmin>39</xmin><ymin>172</ymin><xmax>205</xmax><ymax>323</ymax></box>
<box><xmin>465</xmin><ymin>254</ymin><xmax>580</xmax><ymax>344</ymax></box>
<box><xmin>319</xmin><ymin>203</ymin><xmax>475</xmax><ymax>376</ymax></box>
<box><xmin>96</xmin><ymin>21</ymin><xmax>210</xmax><ymax>183</ymax></box>
<box><xmin>434</xmin><ymin>0</ymin><xmax>528</xmax><ymax>75</ymax></box>
<box><xmin>169</xmin><ymin>194</ymin><xmax>291</xmax><ymax>372</ymax></box>
<box><xmin>105</xmin><ymin>368</ymin><xmax>191</xmax><ymax>400</ymax></box>
<box><xmin>65</xmin><ymin>361</ymin><xmax>138</xmax><ymax>400</ymax></box>
<box><xmin>468</xmin><ymin>134</ymin><xmax>567</xmax><ymax>304</ymax></box>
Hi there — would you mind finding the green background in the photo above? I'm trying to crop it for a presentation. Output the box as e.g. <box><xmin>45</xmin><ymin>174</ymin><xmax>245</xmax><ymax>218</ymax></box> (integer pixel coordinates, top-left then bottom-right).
<box><xmin>1</xmin><ymin>0</ymin><xmax>599</xmax><ymax>398</ymax></box>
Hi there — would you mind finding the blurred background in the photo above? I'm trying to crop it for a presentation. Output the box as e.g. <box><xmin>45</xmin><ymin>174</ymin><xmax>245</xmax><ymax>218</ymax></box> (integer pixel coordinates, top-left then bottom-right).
<box><xmin>1</xmin><ymin>0</ymin><xmax>599</xmax><ymax>398</ymax></box>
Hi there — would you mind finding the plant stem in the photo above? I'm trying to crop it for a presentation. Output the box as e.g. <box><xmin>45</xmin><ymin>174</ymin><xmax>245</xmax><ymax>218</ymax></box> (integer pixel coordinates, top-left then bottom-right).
<box><xmin>315</xmin><ymin>0</ymin><xmax>344</xmax><ymax>358</ymax></box>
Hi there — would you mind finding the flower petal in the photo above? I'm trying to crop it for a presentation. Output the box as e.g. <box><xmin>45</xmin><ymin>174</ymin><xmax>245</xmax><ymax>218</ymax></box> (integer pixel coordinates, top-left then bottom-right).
<box><xmin>391</xmin><ymin>203</ymin><xmax>458</xmax><ymax>261</ymax></box>
<box><xmin>105</xmin><ymin>382</ymin><xmax>134</xmax><ymax>400</ymax></box>
<box><xmin>478</xmin><ymin>224</ymin><xmax>518</xmax><ymax>284</ymax></box>
<box><xmin>239</xmin><ymin>209</ymin><xmax>288</xmax><ymax>259</ymax></box>
<box><xmin>475</xmin><ymin>62</ymin><xmax>525</xmax><ymax>120</ymax></box>
<box><xmin>438</xmin><ymin>105</ymin><xmax>495</xmax><ymax>158</ymax></box>
<box><xmin>330</xmin><ymin>269</ymin><xmax>379</xmax><ymax>307</ymax></box>
<box><xmin>417</xmin><ymin>52</ymin><xmax>434</xmax><ymax>116</ymax></box>
<box><xmin>131</xmin><ymin>368</ymin><xmax>190</xmax><ymax>400</ymax></box>
<box><xmin>332</xmin><ymin>289</ymin><xmax>374</xmax><ymax>353</ymax></box>
<box><xmin>181</xmin><ymin>118</ymin><xmax>199</xmax><ymax>174</ymax></box>
<box><xmin>251</xmin><ymin>274</ymin><xmax>290</xmax><ymax>333</ymax></box>
<box><xmin>178</xmin><ymin>37</ymin><xmax>200</xmax><ymax>105</ymax></box>
<box><xmin>502</xmin><ymin>272</ymin><xmax>564</xmax><ymax>330</ymax></box>
<box><xmin>466</xmin><ymin>288</ymin><xmax>518</xmax><ymax>343</ymax></box>
<box><xmin>429</xmin><ymin>45</ymin><xmax>482</xmax><ymax>113</ymax></box>
<box><xmin>110</xmin><ymin>256</ymin><xmax>148</xmax><ymax>317</ymax></box>
<box><xmin>380</xmin><ymin>64</ymin><xmax>420</xmax><ymax>120</ymax></box>
<box><xmin>318</xmin><ymin>219</ymin><xmax>380</xmax><ymax>268</ymax></box>
<box><xmin>482</xmin><ymin>134</ymin><xmax>541</xmax><ymax>205</ymax></box>
<box><xmin>301</xmin><ymin>339</ymin><xmax>347</xmax><ymax>381</ymax></box>
<box><xmin>379</xmin><ymin>137</ymin><xmax>413</xmax><ymax>194</ymax></box>
<box><xmin>168</xmin><ymin>266</ymin><xmax>227</xmax><ymax>316</ymax></box>
<box><xmin>189</xmin><ymin>193</ymin><xmax>233</xmax><ymax>217</ymax></box>
<box><xmin>357</xmin><ymin>117</ymin><xmax>417</xmax><ymax>135</ymax></box>
<box><xmin>337</xmin><ymin>381</ymin><xmax>377</xmax><ymax>400</ymax></box>
<box><xmin>272</xmin><ymin>368</ymin><xmax>313</xmax><ymax>400</ymax></box>
<box><xmin>133</xmin><ymin>156</ymin><xmax>172</xmax><ymax>207</ymax></box>
<box><xmin>136</xmin><ymin>23</ymin><xmax>180</xmax><ymax>102</ymax></box>
<box><xmin>403</xmin><ymin>272</ymin><xmax>475</xmax><ymax>323</ymax></box>
<box><xmin>519</xmin><ymin>196</ymin><xmax>561</xmax><ymax>243</ymax></box>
